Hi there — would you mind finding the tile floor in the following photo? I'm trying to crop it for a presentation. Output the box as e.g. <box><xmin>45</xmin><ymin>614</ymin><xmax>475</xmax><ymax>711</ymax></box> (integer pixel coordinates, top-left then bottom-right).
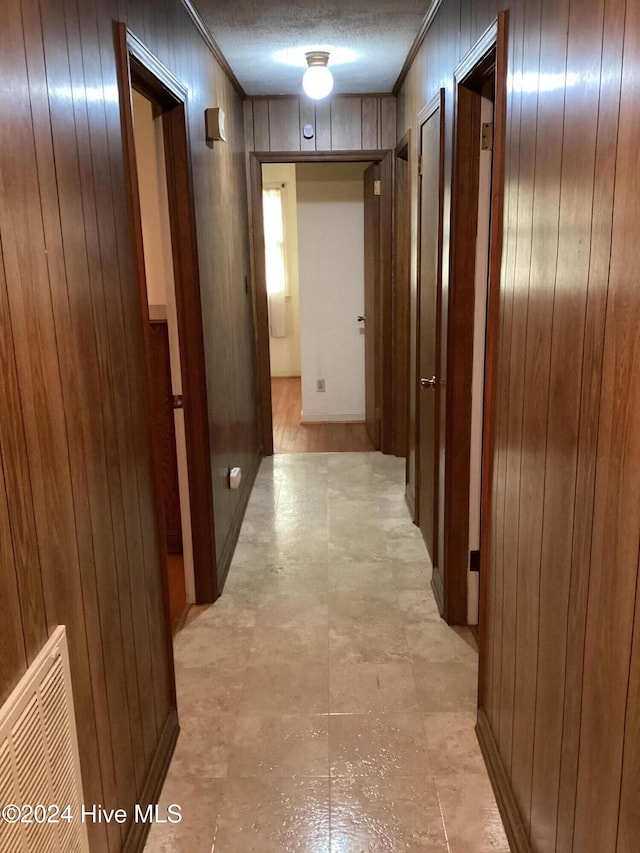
<box><xmin>146</xmin><ymin>453</ymin><xmax>509</xmax><ymax>852</ymax></box>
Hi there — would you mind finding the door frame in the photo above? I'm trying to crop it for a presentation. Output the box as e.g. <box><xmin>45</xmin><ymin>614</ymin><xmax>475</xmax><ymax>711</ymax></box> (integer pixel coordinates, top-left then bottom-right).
<box><xmin>414</xmin><ymin>90</ymin><xmax>446</xmax><ymax>602</ymax></box>
<box><xmin>442</xmin><ymin>13</ymin><xmax>508</xmax><ymax>626</ymax></box>
<box><xmin>394</xmin><ymin>131</ymin><xmax>412</xmax><ymax>460</ymax></box>
<box><xmin>115</xmin><ymin>24</ymin><xmax>218</xmax><ymax>604</ymax></box>
<box><xmin>249</xmin><ymin>150</ymin><xmax>394</xmax><ymax>456</ymax></box>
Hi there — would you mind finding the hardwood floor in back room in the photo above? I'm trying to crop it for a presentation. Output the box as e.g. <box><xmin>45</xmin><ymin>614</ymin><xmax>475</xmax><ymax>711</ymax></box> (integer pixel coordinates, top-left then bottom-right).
<box><xmin>271</xmin><ymin>377</ymin><xmax>374</xmax><ymax>454</ymax></box>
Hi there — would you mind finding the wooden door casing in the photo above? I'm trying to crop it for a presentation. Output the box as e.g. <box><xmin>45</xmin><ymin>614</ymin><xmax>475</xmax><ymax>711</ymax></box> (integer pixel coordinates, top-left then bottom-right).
<box><xmin>364</xmin><ymin>161</ymin><xmax>381</xmax><ymax>450</ymax></box>
<box><xmin>149</xmin><ymin>321</ymin><xmax>183</xmax><ymax>554</ymax></box>
<box><xmin>416</xmin><ymin>91</ymin><xmax>445</xmax><ymax>589</ymax></box>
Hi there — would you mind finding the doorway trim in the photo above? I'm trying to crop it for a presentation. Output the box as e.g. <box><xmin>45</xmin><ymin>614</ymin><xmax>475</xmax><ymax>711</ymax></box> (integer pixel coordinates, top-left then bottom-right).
<box><xmin>441</xmin><ymin>12</ymin><xmax>508</xmax><ymax>633</ymax></box>
<box><xmin>441</xmin><ymin>12</ymin><xmax>508</xmax><ymax>626</ymax></box>
<box><xmin>394</xmin><ymin>131</ymin><xmax>411</xmax><ymax>462</ymax></box>
<box><xmin>414</xmin><ymin>89</ymin><xmax>446</xmax><ymax>604</ymax></box>
<box><xmin>115</xmin><ymin>24</ymin><xmax>218</xmax><ymax>604</ymax></box>
<box><xmin>249</xmin><ymin>149</ymin><xmax>394</xmax><ymax>456</ymax></box>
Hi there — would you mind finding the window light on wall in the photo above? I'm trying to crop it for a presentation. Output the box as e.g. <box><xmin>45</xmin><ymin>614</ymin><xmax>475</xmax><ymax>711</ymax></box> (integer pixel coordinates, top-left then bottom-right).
<box><xmin>262</xmin><ymin>186</ymin><xmax>288</xmax><ymax>338</ymax></box>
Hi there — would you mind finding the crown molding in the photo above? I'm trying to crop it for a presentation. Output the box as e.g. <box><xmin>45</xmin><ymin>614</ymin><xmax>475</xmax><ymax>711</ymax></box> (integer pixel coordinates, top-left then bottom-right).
<box><xmin>393</xmin><ymin>0</ymin><xmax>444</xmax><ymax>96</ymax></box>
<box><xmin>180</xmin><ymin>0</ymin><xmax>246</xmax><ymax>98</ymax></box>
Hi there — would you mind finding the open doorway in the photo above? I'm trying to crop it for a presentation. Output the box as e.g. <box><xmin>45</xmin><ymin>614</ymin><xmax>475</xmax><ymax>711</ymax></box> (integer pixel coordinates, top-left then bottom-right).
<box><xmin>251</xmin><ymin>151</ymin><xmax>396</xmax><ymax>458</ymax></box>
<box><xmin>130</xmin><ymin>88</ymin><xmax>192</xmax><ymax>634</ymax></box>
<box><xmin>116</xmin><ymin>26</ymin><xmax>219</xmax><ymax>630</ymax></box>
<box><xmin>260</xmin><ymin>161</ymin><xmax>381</xmax><ymax>454</ymax></box>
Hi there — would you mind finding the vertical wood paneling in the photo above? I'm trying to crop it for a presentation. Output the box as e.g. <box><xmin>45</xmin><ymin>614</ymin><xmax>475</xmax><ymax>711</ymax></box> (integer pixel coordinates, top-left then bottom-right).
<box><xmin>397</xmin><ymin>0</ymin><xmax>640</xmax><ymax>849</ymax></box>
<box><xmin>362</xmin><ymin>97</ymin><xmax>379</xmax><ymax>149</ymax></box>
<box><xmin>244</xmin><ymin>95</ymin><xmax>397</xmax><ymax>154</ymax></box>
<box><xmin>315</xmin><ymin>100</ymin><xmax>332</xmax><ymax>150</ymax></box>
<box><xmin>253</xmin><ymin>99</ymin><xmax>270</xmax><ymax>150</ymax></box>
<box><xmin>555</xmin><ymin>2</ymin><xmax>626</xmax><ymax>847</ymax></box>
<box><xmin>1</xmin><ymin>0</ymin><xmax>258</xmax><ymax>851</ymax></box>
<box><xmin>268</xmin><ymin>98</ymin><xmax>301</xmax><ymax>151</ymax></box>
<box><xmin>330</xmin><ymin>97</ymin><xmax>363</xmax><ymax>150</ymax></box>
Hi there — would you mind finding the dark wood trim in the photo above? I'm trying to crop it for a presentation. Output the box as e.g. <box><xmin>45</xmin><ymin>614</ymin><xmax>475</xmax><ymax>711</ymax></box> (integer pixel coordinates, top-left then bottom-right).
<box><xmin>393</xmin><ymin>0</ymin><xmax>445</xmax><ymax>96</ymax></box>
<box><xmin>441</xmin><ymin>16</ymin><xmax>505</xmax><ymax>626</ymax></box>
<box><xmin>395</xmin><ymin>130</ymin><xmax>411</xmax><ymax>160</ymax></box>
<box><xmin>414</xmin><ymin>88</ymin><xmax>445</xmax><ymax>545</ymax></box>
<box><xmin>250</xmin><ymin>149</ymin><xmax>395</xmax><ymax>457</ymax></box>
<box><xmin>256</xmin><ymin>149</ymin><xmax>391</xmax><ymax>163</ymax></box>
<box><xmin>417</xmin><ymin>90</ymin><xmax>443</xmax><ymax>127</ymax></box>
<box><xmin>476</xmin><ymin>708</ymin><xmax>531</xmax><ymax>853</ymax></box>
<box><xmin>393</xmin><ymin>130</ymin><xmax>411</xmax><ymax>458</ymax></box>
<box><xmin>380</xmin><ymin>150</ymin><xmax>395</xmax><ymax>454</ymax></box>
<box><xmin>247</xmin><ymin>92</ymin><xmax>394</xmax><ymax>101</ymax></box>
<box><xmin>115</xmin><ymin>22</ymin><xmax>177</xmax><ymax>715</ymax></box>
<box><xmin>454</xmin><ymin>18</ymin><xmax>500</xmax><ymax>84</ymax></box>
<box><xmin>122</xmin><ymin>710</ymin><xmax>179</xmax><ymax>853</ymax></box>
<box><xmin>126</xmin><ymin>30</ymin><xmax>187</xmax><ymax>103</ymax></box>
<box><xmin>178</xmin><ymin>0</ymin><xmax>246</xmax><ymax>98</ymax></box>
<box><xmin>477</xmin><ymin>9</ymin><xmax>509</xmax><ymax>713</ymax></box>
<box><xmin>116</xmin><ymin>23</ymin><xmax>218</xmax><ymax>605</ymax></box>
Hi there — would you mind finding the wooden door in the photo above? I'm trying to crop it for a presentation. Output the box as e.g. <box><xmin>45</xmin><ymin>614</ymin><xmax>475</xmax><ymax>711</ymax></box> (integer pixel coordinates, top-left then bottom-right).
<box><xmin>364</xmin><ymin>161</ymin><xmax>381</xmax><ymax>449</ymax></box>
<box><xmin>149</xmin><ymin>321</ymin><xmax>183</xmax><ymax>554</ymax></box>
<box><xmin>417</xmin><ymin>106</ymin><xmax>443</xmax><ymax>567</ymax></box>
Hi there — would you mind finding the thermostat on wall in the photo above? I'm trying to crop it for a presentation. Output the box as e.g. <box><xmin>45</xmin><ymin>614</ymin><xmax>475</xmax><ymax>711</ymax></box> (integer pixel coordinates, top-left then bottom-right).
<box><xmin>205</xmin><ymin>107</ymin><xmax>226</xmax><ymax>142</ymax></box>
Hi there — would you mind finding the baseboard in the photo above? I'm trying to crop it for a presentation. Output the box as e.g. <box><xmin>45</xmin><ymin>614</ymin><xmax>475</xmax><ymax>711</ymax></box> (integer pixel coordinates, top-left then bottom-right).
<box><xmin>405</xmin><ymin>485</ymin><xmax>416</xmax><ymax>522</ymax></box>
<box><xmin>476</xmin><ymin>708</ymin><xmax>531</xmax><ymax>853</ymax></box>
<box><xmin>431</xmin><ymin>567</ymin><xmax>444</xmax><ymax>615</ymax></box>
<box><xmin>123</xmin><ymin>709</ymin><xmax>180</xmax><ymax>853</ymax></box>
<box><xmin>216</xmin><ymin>447</ymin><xmax>262</xmax><ymax>593</ymax></box>
<box><xmin>299</xmin><ymin>413</ymin><xmax>366</xmax><ymax>424</ymax></box>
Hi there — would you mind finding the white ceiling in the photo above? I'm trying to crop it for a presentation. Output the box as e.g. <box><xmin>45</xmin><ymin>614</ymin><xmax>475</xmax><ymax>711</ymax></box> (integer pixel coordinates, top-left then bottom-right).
<box><xmin>193</xmin><ymin>1</ymin><xmax>430</xmax><ymax>95</ymax></box>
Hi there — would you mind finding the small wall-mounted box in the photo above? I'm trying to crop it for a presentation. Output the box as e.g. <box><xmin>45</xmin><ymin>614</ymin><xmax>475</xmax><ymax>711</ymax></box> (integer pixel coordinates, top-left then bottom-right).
<box><xmin>229</xmin><ymin>466</ymin><xmax>242</xmax><ymax>490</ymax></box>
<box><xmin>205</xmin><ymin>107</ymin><xmax>226</xmax><ymax>142</ymax></box>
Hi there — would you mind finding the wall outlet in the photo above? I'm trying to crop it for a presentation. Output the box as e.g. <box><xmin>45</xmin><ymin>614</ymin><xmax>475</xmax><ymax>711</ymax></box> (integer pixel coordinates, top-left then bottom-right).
<box><xmin>316</xmin><ymin>379</ymin><xmax>325</xmax><ymax>393</ymax></box>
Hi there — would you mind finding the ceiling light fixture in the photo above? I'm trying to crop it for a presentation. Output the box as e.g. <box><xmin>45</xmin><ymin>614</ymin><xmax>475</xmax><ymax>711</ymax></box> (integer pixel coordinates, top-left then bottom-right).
<box><xmin>302</xmin><ymin>51</ymin><xmax>334</xmax><ymax>100</ymax></box>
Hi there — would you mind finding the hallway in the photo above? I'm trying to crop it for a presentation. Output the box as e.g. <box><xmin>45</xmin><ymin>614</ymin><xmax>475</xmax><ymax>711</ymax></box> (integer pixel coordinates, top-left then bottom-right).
<box><xmin>147</xmin><ymin>453</ymin><xmax>508</xmax><ymax>852</ymax></box>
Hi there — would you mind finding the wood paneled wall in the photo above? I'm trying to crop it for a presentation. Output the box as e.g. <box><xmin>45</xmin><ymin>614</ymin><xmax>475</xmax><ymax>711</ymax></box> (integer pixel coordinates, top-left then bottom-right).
<box><xmin>398</xmin><ymin>1</ymin><xmax>640</xmax><ymax>851</ymax></box>
<box><xmin>0</xmin><ymin>1</ymin><xmax>257</xmax><ymax>851</ymax></box>
<box><xmin>244</xmin><ymin>95</ymin><xmax>397</xmax><ymax>153</ymax></box>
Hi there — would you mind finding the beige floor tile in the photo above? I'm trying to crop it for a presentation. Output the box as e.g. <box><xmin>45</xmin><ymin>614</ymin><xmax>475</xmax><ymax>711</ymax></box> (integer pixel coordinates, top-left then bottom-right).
<box><xmin>171</xmin><ymin>706</ymin><xmax>237</xmax><ymax>778</ymax></box>
<box><xmin>331</xmin><ymin>776</ymin><xmax>448</xmax><ymax>851</ymax></box>
<box><xmin>330</xmin><ymin>615</ymin><xmax>410</xmax><ymax>664</ymax></box>
<box><xmin>424</xmin><ymin>712</ymin><xmax>486</xmax><ymax>776</ymax></box>
<box><xmin>240</xmin><ymin>661</ymin><xmax>329</xmax><ymax>714</ymax></box>
<box><xmin>412</xmin><ymin>659</ymin><xmax>479</xmax><ymax>713</ymax></box>
<box><xmin>176</xmin><ymin>666</ymin><xmax>245</xmax><ymax>716</ymax></box>
<box><xmin>145</xmin><ymin>453</ymin><xmax>508</xmax><ymax>853</ymax></box>
<box><xmin>397</xmin><ymin>589</ymin><xmax>442</xmax><ymax>624</ymax></box>
<box><xmin>330</xmin><ymin>663</ymin><xmax>419</xmax><ymax>713</ymax></box>
<box><xmin>145</xmin><ymin>772</ymin><xmax>223</xmax><ymax>853</ymax></box>
<box><xmin>436</xmin><ymin>772</ymin><xmax>510</xmax><ymax>852</ymax></box>
<box><xmin>330</xmin><ymin>713</ymin><xmax>431</xmax><ymax>778</ymax></box>
<box><xmin>392</xmin><ymin>560</ymin><xmax>433</xmax><ymax>590</ymax></box>
<box><xmin>405</xmin><ymin>620</ymin><xmax>478</xmax><ymax>664</ymax></box>
<box><xmin>249</xmin><ymin>622</ymin><xmax>329</xmax><ymax>667</ymax></box>
<box><xmin>213</xmin><ymin>776</ymin><xmax>330</xmax><ymax>852</ymax></box>
<box><xmin>227</xmin><ymin>714</ymin><xmax>329</xmax><ymax>777</ymax></box>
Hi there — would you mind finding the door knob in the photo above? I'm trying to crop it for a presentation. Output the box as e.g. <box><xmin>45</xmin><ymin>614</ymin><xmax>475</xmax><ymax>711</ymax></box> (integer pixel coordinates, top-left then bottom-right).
<box><xmin>357</xmin><ymin>315</ymin><xmax>366</xmax><ymax>322</ymax></box>
<box><xmin>420</xmin><ymin>376</ymin><xmax>437</xmax><ymax>389</ymax></box>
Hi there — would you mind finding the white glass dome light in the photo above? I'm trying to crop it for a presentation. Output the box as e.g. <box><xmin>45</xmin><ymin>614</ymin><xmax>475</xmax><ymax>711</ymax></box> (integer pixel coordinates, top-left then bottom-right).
<box><xmin>302</xmin><ymin>52</ymin><xmax>334</xmax><ymax>100</ymax></box>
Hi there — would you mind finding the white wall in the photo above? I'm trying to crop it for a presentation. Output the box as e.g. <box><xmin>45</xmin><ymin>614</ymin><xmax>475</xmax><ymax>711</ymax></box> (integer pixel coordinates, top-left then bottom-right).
<box><xmin>296</xmin><ymin>163</ymin><xmax>368</xmax><ymax>422</ymax></box>
<box><xmin>263</xmin><ymin>164</ymin><xmax>301</xmax><ymax>378</ymax></box>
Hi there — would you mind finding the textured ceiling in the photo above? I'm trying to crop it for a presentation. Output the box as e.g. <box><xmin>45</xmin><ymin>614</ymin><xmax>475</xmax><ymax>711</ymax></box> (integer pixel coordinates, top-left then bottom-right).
<box><xmin>193</xmin><ymin>1</ymin><xmax>430</xmax><ymax>95</ymax></box>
